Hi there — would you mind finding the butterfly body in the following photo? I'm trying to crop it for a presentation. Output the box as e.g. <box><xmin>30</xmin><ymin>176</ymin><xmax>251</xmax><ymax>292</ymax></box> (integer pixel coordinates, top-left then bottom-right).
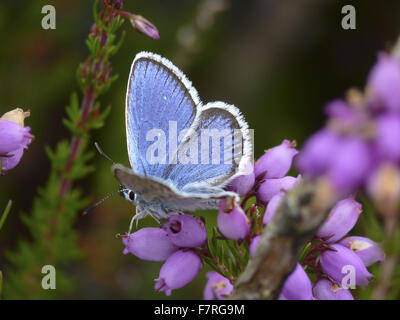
<box><xmin>115</xmin><ymin>52</ymin><xmax>252</xmax><ymax>226</ymax></box>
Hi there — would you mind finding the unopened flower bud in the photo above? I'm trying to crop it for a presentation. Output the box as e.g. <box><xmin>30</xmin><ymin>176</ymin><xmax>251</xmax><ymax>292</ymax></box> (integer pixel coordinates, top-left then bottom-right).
<box><xmin>319</xmin><ymin>244</ymin><xmax>373</xmax><ymax>287</ymax></box>
<box><xmin>218</xmin><ymin>198</ymin><xmax>250</xmax><ymax>240</ymax></box>
<box><xmin>257</xmin><ymin>175</ymin><xmax>301</xmax><ymax>203</ymax></box>
<box><xmin>313</xmin><ymin>279</ymin><xmax>354</xmax><ymax>300</ymax></box>
<box><xmin>263</xmin><ymin>191</ymin><xmax>284</xmax><ymax>225</ymax></box>
<box><xmin>227</xmin><ymin>158</ymin><xmax>255</xmax><ymax>196</ymax></box>
<box><xmin>340</xmin><ymin>236</ymin><xmax>384</xmax><ymax>267</ymax></box>
<box><xmin>280</xmin><ymin>263</ymin><xmax>314</xmax><ymax>300</ymax></box>
<box><xmin>254</xmin><ymin>140</ymin><xmax>298</xmax><ymax>178</ymax></box>
<box><xmin>203</xmin><ymin>271</ymin><xmax>233</xmax><ymax>300</ymax></box>
<box><xmin>155</xmin><ymin>250</ymin><xmax>202</xmax><ymax>296</ymax></box>
<box><xmin>130</xmin><ymin>14</ymin><xmax>160</xmax><ymax>40</ymax></box>
<box><xmin>122</xmin><ymin>228</ymin><xmax>178</xmax><ymax>261</ymax></box>
<box><xmin>316</xmin><ymin>198</ymin><xmax>362</xmax><ymax>243</ymax></box>
<box><xmin>163</xmin><ymin>214</ymin><xmax>207</xmax><ymax>248</ymax></box>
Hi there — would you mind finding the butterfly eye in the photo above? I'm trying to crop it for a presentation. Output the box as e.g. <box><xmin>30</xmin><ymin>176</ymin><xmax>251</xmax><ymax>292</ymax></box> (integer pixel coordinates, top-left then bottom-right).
<box><xmin>128</xmin><ymin>191</ymin><xmax>135</xmax><ymax>201</ymax></box>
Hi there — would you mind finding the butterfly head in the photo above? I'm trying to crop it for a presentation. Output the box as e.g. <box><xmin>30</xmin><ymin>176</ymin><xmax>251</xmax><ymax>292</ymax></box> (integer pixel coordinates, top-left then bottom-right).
<box><xmin>119</xmin><ymin>186</ymin><xmax>136</xmax><ymax>204</ymax></box>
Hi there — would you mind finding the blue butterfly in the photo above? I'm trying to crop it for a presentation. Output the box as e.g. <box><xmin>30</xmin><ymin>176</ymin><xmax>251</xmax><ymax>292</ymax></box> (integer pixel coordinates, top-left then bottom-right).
<box><xmin>113</xmin><ymin>52</ymin><xmax>252</xmax><ymax>232</ymax></box>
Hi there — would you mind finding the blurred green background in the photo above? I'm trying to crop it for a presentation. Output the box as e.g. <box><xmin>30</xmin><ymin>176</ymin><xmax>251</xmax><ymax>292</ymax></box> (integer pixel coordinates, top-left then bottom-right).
<box><xmin>1</xmin><ymin>0</ymin><xmax>400</xmax><ymax>299</ymax></box>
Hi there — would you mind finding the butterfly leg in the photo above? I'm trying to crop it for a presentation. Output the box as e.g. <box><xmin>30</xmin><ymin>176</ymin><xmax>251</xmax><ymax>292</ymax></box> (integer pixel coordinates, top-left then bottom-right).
<box><xmin>127</xmin><ymin>209</ymin><xmax>148</xmax><ymax>235</ymax></box>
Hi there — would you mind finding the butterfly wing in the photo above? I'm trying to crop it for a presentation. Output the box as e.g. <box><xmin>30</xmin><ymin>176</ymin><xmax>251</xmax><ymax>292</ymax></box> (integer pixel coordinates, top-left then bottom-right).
<box><xmin>125</xmin><ymin>52</ymin><xmax>252</xmax><ymax>194</ymax></box>
<box><xmin>125</xmin><ymin>52</ymin><xmax>200</xmax><ymax>178</ymax></box>
<box><xmin>163</xmin><ymin>101</ymin><xmax>252</xmax><ymax>190</ymax></box>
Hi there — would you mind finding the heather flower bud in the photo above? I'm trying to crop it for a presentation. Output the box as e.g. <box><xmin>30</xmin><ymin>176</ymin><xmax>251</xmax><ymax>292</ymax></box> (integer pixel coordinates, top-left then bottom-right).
<box><xmin>0</xmin><ymin>108</ymin><xmax>33</xmax><ymax>172</ymax></box>
<box><xmin>325</xmin><ymin>99</ymin><xmax>361</xmax><ymax>128</ymax></box>
<box><xmin>319</xmin><ymin>244</ymin><xmax>373</xmax><ymax>287</ymax></box>
<box><xmin>280</xmin><ymin>263</ymin><xmax>314</xmax><ymax>300</ymax></box>
<box><xmin>249</xmin><ymin>235</ymin><xmax>261</xmax><ymax>258</ymax></box>
<box><xmin>227</xmin><ymin>158</ymin><xmax>255</xmax><ymax>196</ymax></box>
<box><xmin>163</xmin><ymin>214</ymin><xmax>207</xmax><ymax>248</ymax></box>
<box><xmin>367</xmin><ymin>53</ymin><xmax>400</xmax><ymax>111</ymax></box>
<box><xmin>122</xmin><ymin>228</ymin><xmax>178</xmax><ymax>261</ymax></box>
<box><xmin>218</xmin><ymin>198</ymin><xmax>250</xmax><ymax>240</ymax></box>
<box><xmin>340</xmin><ymin>236</ymin><xmax>384</xmax><ymax>267</ymax></box>
<box><xmin>155</xmin><ymin>250</ymin><xmax>202</xmax><ymax>296</ymax></box>
<box><xmin>313</xmin><ymin>279</ymin><xmax>354</xmax><ymax>300</ymax></box>
<box><xmin>203</xmin><ymin>271</ymin><xmax>233</xmax><ymax>300</ymax></box>
<box><xmin>130</xmin><ymin>14</ymin><xmax>160</xmax><ymax>40</ymax></box>
<box><xmin>263</xmin><ymin>191</ymin><xmax>284</xmax><ymax>225</ymax></box>
<box><xmin>296</xmin><ymin>129</ymin><xmax>340</xmax><ymax>178</ymax></box>
<box><xmin>254</xmin><ymin>140</ymin><xmax>298</xmax><ymax>178</ymax></box>
<box><xmin>316</xmin><ymin>198</ymin><xmax>362</xmax><ymax>243</ymax></box>
<box><xmin>328</xmin><ymin>136</ymin><xmax>372</xmax><ymax>195</ymax></box>
<box><xmin>375</xmin><ymin>113</ymin><xmax>400</xmax><ymax>162</ymax></box>
<box><xmin>257</xmin><ymin>175</ymin><xmax>301</xmax><ymax>203</ymax></box>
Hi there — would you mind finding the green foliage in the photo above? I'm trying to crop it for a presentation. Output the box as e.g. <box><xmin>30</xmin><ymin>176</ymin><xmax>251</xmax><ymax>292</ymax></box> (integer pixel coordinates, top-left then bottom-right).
<box><xmin>3</xmin><ymin>0</ymin><xmax>125</xmax><ymax>299</ymax></box>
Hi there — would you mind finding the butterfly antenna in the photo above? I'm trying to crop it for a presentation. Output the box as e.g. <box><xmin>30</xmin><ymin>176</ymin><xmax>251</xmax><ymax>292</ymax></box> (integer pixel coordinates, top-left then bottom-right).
<box><xmin>82</xmin><ymin>190</ymin><xmax>119</xmax><ymax>215</ymax></box>
<box><xmin>94</xmin><ymin>142</ymin><xmax>115</xmax><ymax>164</ymax></box>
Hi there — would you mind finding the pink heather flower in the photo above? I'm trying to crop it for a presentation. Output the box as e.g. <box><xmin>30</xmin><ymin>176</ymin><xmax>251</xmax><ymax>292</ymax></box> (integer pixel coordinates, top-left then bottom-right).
<box><xmin>155</xmin><ymin>250</ymin><xmax>202</xmax><ymax>296</ymax></box>
<box><xmin>254</xmin><ymin>140</ymin><xmax>298</xmax><ymax>179</ymax></box>
<box><xmin>0</xmin><ymin>108</ymin><xmax>33</xmax><ymax>172</ymax></box>
<box><xmin>280</xmin><ymin>263</ymin><xmax>314</xmax><ymax>300</ymax></box>
<box><xmin>263</xmin><ymin>191</ymin><xmax>284</xmax><ymax>225</ymax></box>
<box><xmin>249</xmin><ymin>235</ymin><xmax>261</xmax><ymax>258</ymax></box>
<box><xmin>368</xmin><ymin>53</ymin><xmax>400</xmax><ymax>111</ymax></box>
<box><xmin>218</xmin><ymin>198</ymin><xmax>250</xmax><ymax>240</ymax></box>
<box><xmin>375</xmin><ymin>113</ymin><xmax>400</xmax><ymax>162</ymax></box>
<box><xmin>340</xmin><ymin>236</ymin><xmax>384</xmax><ymax>267</ymax></box>
<box><xmin>328</xmin><ymin>136</ymin><xmax>372</xmax><ymax>195</ymax></box>
<box><xmin>319</xmin><ymin>244</ymin><xmax>373</xmax><ymax>287</ymax></box>
<box><xmin>163</xmin><ymin>214</ymin><xmax>207</xmax><ymax>248</ymax></box>
<box><xmin>325</xmin><ymin>99</ymin><xmax>362</xmax><ymax>128</ymax></box>
<box><xmin>313</xmin><ymin>279</ymin><xmax>354</xmax><ymax>300</ymax></box>
<box><xmin>130</xmin><ymin>14</ymin><xmax>160</xmax><ymax>40</ymax></box>
<box><xmin>296</xmin><ymin>129</ymin><xmax>340</xmax><ymax>178</ymax></box>
<box><xmin>122</xmin><ymin>228</ymin><xmax>178</xmax><ymax>261</ymax></box>
<box><xmin>316</xmin><ymin>198</ymin><xmax>362</xmax><ymax>243</ymax></box>
<box><xmin>203</xmin><ymin>271</ymin><xmax>233</xmax><ymax>300</ymax></box>
<box><xmin>227</xmin><ymin>158</ymin><xmax>255</xmax><ymax>196</ymax></box>
<box><xmin>257</xmin><ymin>174</ymin><xmax>301</xmax><ymax>203</ymax></box>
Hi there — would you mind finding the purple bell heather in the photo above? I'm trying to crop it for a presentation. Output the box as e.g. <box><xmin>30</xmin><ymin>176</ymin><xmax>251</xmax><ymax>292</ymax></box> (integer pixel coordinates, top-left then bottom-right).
<box><xmin>296</xmin><ymin>129</ymin><xmax>340</xmax><ymax>178</ymax></box>
<box><xmin>203</xmin><ymin>271</ymin><xmax>233</xmax><ymax>300</ymax></box>
<box><xmin>155</xmin><ymin>249</ymin><xmax>202</xmax><ymax>296</ymax></box>
<box><xmin>316</xmin><ymin>198</ymin><xmax>362</xmax><ymax>243</ymax></box>
<box><xmin>227</xmin><ymin>158</ymin><xmax>255</xmax><ymax>196</ymax></box>
<box><xmin>254</xmin><ymin>140</ymin><xmax>298</xmax><ymax>179</ymax></box>
<box><xmin>129</xmin><ymin>14</ymin><xmax>160</xmax><ymax>40</ymax></box>
<box><xmin>218</xmin><ymin>198</ymin><xmax>250</xmax><ymax>240</ymax></box>
<box><xmin>163</xmin><ymin>214</ymin><xmax>207</xmax><ymax>248</ymax></box>
<box><xmin>375</xmin><ymin>113</ymin><xmax>400</xmax><ymax>162</ymax></box>
<box><xmin>325</xmin><ymin>99</ymin><xmax>362</xmax><ymax>128</ymax></box>
<box><xmin>367</xmin><ymin>53</ymin><xmax>400</xmax><ymax>112</ymax></box>
<box><xmin>0</xmin><ymin>108</ymin><xmax>33</xmax><ymax>172</ymax></box>
<box><xmin>257</xmin><ymin>174</ymin><xmax>301</xmax><ymax>203</ymax></box>
<box><xmin>280</xmin><ymin>263</ymin><xmax>314</xmax><ymax>300</ymax></box>
<box><xmin>249</xmin><ymin>235</ymin><xmax>261</xmax><ymax>258</ymax></box>
<box><xmin>340</xmin><ymin>236</ymin><xmax>384</xmax><ymax>267</ymax></box>
<box><xmin>313</xmin><ymin>279</ymin><xmax>354</xmax><ymax>300</ymax></box>
<box><xmin>328</xmin><ymin>136</ymin><xmax>372</xmax><ymax>195</ymax></box>
<box><xmin>122</xmin><ymin>228</ymin><xmax>178</xmax><ymax>261</ymax></box>
<box><xmin>319</xmin><ymin>244</ymin><xmax>373</xmax><ymax>287</ymax></box>
<box><xmin>263</xmin><ymin>191</ymin><xmax>284</xmax><ymax>225</ymax></box>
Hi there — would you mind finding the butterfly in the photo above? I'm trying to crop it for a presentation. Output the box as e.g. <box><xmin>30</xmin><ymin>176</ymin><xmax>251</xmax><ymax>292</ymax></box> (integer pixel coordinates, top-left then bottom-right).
<box><xmin>112</xmin><ymin>52</ymin><xmax>252</xmax><ymax>232</ymax></box>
